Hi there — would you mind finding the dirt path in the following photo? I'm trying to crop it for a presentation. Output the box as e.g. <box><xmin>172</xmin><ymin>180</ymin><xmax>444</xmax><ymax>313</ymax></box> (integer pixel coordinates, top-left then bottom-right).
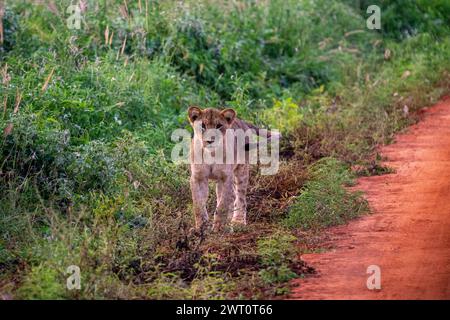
<box><xmin>290</xmin><ymin>97</ymin><xmax>450</xmax><ymax>300</ymax></box>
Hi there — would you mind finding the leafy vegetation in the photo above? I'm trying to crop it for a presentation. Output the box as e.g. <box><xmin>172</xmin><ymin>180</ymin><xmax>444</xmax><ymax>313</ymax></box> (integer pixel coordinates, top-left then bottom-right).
<box><xmin>1</xmin><ymin>0</ymin><xmax>449</xmax><ymax>299</ymax></box>
<box><xmin>285</xmin><ymin>158</ymin><xmax>369</xmax><ymax>229</ymax></box>
<box><xmin>257</xmin><ymin>231</ymin><xmax>298</xmax><ymax>286</ymax></box>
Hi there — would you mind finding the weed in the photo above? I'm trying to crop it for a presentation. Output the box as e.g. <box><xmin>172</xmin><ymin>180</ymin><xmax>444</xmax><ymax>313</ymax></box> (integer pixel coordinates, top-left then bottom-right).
<box><xmin>285</xmin><ymin>158</ymin><xmax>369</xmax><ymax>230</ymax></box>
<box><xmin>257</xmin><ymin>230</ymin><xmax>299</xmax><ymax>285</ymax></box>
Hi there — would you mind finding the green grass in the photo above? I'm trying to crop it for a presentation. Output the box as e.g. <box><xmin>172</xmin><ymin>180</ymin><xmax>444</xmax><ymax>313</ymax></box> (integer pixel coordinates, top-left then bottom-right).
<box><xmin>1</xmin><ymin>0</ymin><xmax>449</xmax><ymax>299</ymax></box>
<box><xmin>285</xmin><ymin>158</ymin><xmax>369</xmax><ymax>229</ymax></box>
<box><xmin>257</xmin><ymin>230</ymin><xmax>298</xmax><ymax>285</ymax></box>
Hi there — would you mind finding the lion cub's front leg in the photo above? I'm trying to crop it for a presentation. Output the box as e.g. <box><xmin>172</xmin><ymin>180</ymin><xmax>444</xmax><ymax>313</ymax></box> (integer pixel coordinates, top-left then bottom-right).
<box><xmin>231</xmin><ymin>164</ymin><xmax>249</xmax><ymax>225</ymax></box>
<box><xmin>190</xmin><ymin>176</ymin><xmax>209</xmax><ymax>231</ymax></box>
<box><xmin>213</xmin><ymin>176</ymin><xmax>233</xmax><ymax>232</ymax></box>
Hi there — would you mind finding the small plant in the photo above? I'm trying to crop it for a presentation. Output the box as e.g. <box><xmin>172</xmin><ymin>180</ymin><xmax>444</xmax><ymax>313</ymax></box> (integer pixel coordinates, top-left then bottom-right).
<box><xmin>259</xmin><ymin>265</ymin><xmax>297</xmax><ymax>285</ymax></box>
<box><xmin>146</xmin><ymin>273</ymin><xmax>190</xmax><ymax>300</ymax></box>
<box><xmin>257</xmin><ymin>230</ymin><xmax>298</xmax><ymax>285</ymax></box>
<box><xmin>263</xmin><ymin>98</ymin><xmax>303</xmax><ymax>133</ymax></box>
<box><xmin>285</xmin><ymin>158</ymin><xmax>369</xmax><ymax>230</ymax></box>
<box><xmin>16</xmin><ymin>265</ymin><xmax>66</xmax><ymax>300</ymax></box>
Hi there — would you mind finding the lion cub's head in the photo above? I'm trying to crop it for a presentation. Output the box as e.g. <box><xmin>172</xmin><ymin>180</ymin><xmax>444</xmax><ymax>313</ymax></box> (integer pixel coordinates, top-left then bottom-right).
<box><xmin>188</xmin><ymin>106</ymin><xmax>236</xmax><ymax>148</ymax></box>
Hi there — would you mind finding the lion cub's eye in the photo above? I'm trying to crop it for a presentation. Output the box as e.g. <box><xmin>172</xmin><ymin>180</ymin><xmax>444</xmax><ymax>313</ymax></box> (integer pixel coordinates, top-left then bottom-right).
<box><xmin>216</xmin><ymin>124</ymin><xmax>223</xmax><ymax>130</ymax></box>
<box><xmin>201</xmin><ymin>123</ymin><xmax>206</xmax><ymax>132</ymax></box>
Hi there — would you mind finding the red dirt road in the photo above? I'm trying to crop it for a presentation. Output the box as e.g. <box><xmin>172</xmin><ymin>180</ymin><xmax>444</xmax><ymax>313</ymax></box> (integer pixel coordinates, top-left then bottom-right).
<box><xmin>290</xmin><ymin>97</ymin><xmax>450</xmax><ymax>300</ymax></box>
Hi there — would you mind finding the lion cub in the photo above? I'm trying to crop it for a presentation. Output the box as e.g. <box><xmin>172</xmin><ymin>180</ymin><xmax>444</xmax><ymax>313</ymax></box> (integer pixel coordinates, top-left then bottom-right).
<box><xmin>187</xmin><ymin>106</ymin><xmax>271</xmax><ymax>232</ymax></box>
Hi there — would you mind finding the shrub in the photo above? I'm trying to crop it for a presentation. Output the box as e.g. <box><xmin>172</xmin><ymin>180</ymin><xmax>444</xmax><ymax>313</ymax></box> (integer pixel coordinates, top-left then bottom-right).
<box><xmin>285</xmin><ymin>158</ymin><xmax>369</xmax><ymax>229</ymax></box>
<box><xmin>257</xmin><ymin>230</ymin><xmax>298</xmax><ymax>284</ymax></box>
<box><xmin>340</xmin><ymin>0</ymin><xmax>450</xmax><ymax>39</ymax></box>
<box><xmin>16</xmin><ymin>264</ymin><xmax>66</xmax><ymax>300</ymax></box>
<box><xmin>0</xmin><ymin>112</ymin><xmax>72</xmax><ymax>201</ymax></box>
<box><xmin>0</xmin><ymin>8</ymin><xmax>19</xmax><ymax>55</ymax></box>
<box><xmin>263</xmin><ymin>98</ymin><xmax>303</xmax><ymax>133</ymax></box>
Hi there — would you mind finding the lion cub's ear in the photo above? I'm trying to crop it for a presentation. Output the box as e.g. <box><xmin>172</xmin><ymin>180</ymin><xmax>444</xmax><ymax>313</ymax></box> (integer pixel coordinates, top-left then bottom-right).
<box><xmin>188</xmin><ymin>106</ymin><xmax>202</xmax><ymax>124</ymax></box>
<box><xmin>221</xmin><ymin>108</ymin><xmax>236</xmax><ymax>125</ymax></box>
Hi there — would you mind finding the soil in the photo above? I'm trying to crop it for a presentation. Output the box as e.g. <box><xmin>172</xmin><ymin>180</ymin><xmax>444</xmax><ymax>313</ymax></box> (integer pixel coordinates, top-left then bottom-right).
<box><xmin>290</xmin><ymin>97</ymin><xmax>450</xmax><ymax>300</ymax></box>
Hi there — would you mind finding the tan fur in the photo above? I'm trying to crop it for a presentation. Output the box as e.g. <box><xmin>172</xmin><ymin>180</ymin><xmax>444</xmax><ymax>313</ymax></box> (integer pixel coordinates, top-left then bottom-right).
<box><xmin>188</xmin><ymin>106</ymin><xmax>260</xmax><ymax>232</ymax></box>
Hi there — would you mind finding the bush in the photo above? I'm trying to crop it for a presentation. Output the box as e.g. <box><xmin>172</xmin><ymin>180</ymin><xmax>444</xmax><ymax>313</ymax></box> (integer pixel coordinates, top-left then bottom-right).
<box><xmin>257</xmin><ymin>230</ymin><xmax>298</xmax><ymax>284</ymax></box>
<box><xmin>285</xmin><ymin>158</ymin><xmax>369</xmax><ymax>229</ymax></box>
<box><xmin>0</xmin><ymin>112</ymin><xmax>72</xmax><ymax>201</ymax></box>
<box><xmin>339</xmin><ymin>0</ymin><xmax>450</xmax><ymax>39</ymax></box>
<box><xmin>263</xmin><ymin>98</ymin><xmax>303</xmax><ymax>133</ymax></box>
<box><xmin>16</xmin><ymin>265</ymin><xmax>66</xmax><ymax>300</ymax></box>
<box><xmin>0</xmin><ymin>8</ymin><xmax>20</xmax><ymax>55</ymax></box>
